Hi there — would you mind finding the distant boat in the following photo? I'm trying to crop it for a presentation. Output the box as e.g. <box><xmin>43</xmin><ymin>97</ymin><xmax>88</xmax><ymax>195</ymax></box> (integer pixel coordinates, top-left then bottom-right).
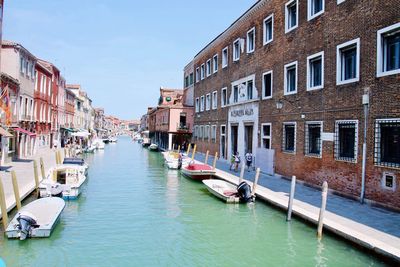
<box><xmin>181</xmin><ymin>162</ymin><xmax>216</xmax><ymax>180</ymax></box>
<box><xmin>39</xmin><ymin>164</ymin><xmax>87</xmax><ymax>199</ymax></box>
<box><xmin>148</xmin><ymin>144</ymin><xmax>159</xmax><ymax>151</ymax></box>
<box><xmin>202</xmin><ymin>179</ymin><xmax>254</xmax><ymax>203</ymax></box>
<box><xmin>83</xmin><ymin>146</ymin><xmax>96</xmax><ymax>153</ymax></box>
<box><xmin>5</xmin><ymin>197</ymin><xmax>65</xmax><ymax>240</ymax></box>
<box><xmin>109</xmin><ymin>137</ymin><xmax>118</xmax><ymax>143</ymax></box>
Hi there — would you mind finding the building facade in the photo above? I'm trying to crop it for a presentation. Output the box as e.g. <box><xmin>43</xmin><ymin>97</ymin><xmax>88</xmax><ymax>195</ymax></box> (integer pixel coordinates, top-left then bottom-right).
<box><xmin>190</xmin><ymin>0</ymin><xmax>400</xmax><ymax>209</ymax></box>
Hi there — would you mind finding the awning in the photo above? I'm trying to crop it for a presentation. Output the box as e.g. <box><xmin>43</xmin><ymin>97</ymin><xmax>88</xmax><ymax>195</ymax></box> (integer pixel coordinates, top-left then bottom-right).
<box><xmin>71</xmin><ymin>131</ymin><xmax>90</xmax><ymax>137</ymax></box>
<box><xmin>0</xmin><ymin>127</ymin><xmax>13</xmax><ymax>137</ymax></box>
<box><xmin>11</xmin><ymin>127</ymin><xmax>36</xmax><ymax>137</ymax></box>
<box><xmin>60</xmin><ymin>127</ymin><xmax>75</xmax><ymax>132</ymax></box>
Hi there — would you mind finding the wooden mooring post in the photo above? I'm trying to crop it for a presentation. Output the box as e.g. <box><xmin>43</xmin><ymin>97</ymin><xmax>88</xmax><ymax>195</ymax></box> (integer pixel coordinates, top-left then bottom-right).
<box><xmin>191</xmin><ymin>144</ymin><xmax>197</xmax><ymax>161</ymax></box>
<box><xmin>40</xmin><ymin>157</ymin><xmax>45</xmax><ymax>179</ymax></box>
<box><xmin>33</xmin><ymin>160</ymin><xmax>40</xmax><ymax>195</ymax></box>
<box><xmin>286</xmin><ymin>176</ymin><xmax>296</xmax><ymax>221</ymax></box>
<box><xmin>55</xmin><ymin>151</ymin><xmax>59</xmax><ymax>165</ymax></box>
<box><xmin>186</xmin><ymin>144</ymin><xmax>191</xmax><ymax>156</ymax></box>
<box><xmin>252</xmin><ymin>168</ymin><xmax>261</xmax><ymax>195</ymax></box>
<box><xmin>11</xmin><ymin>171</ymin><xmax>21</xmax><ymax>211</ymax></box>
<box><xmin>317</xmin><ymin>181</ymin><xmax>328</xmax><ymax>238</ymax></box>
<box><xmin>239</xmin><ymin>162</ymin><xmax>245</xmax><ymax>184</ymax></box>
<box><xmin>212</xmin><ymin>152</ymin><xmax>218</xmax><ymax>169</ymax></box>
<box><xmin>0</xmin><ymin>178</ymin><xmax>9</xmax><ymax>230</ymax></box>
<box><xmin>204</xmin><ymin>150</ymin><xmax>209</xmax><ymax>165</ymax></box>
<box><xmin>177</xmin><ymin>145</ymin><xmax>181</xmax><ymax>153</ymax></box>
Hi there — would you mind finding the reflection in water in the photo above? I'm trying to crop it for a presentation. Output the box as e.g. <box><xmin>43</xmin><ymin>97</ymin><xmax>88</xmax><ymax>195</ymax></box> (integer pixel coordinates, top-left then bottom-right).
<box><xmin>165</xmin><ymin>169</ymin><xmax>181</xmax><ymax>218</ymax></box>
<box><xmin>315</xmin><ymin>238</ymin><xmax>327</xmax><ymax>267</ymax></box>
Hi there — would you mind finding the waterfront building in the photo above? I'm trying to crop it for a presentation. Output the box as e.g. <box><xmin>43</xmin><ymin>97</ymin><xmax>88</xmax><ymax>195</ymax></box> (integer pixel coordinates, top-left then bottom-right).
<box><xmin>148</xmin><ymin>88</ymin><xmax>193</xmax><ymax>150</ymax></box>
<box><xmin>1</xmin><ymin>40</ymin><xmax>37</xmax><ymax>158</ymax></box>
<box><xmin>66</xmin><ymin>84</ymin><xmax>85</xmax><ymax>130</ymax></box>
<box><xmin>94</xmin><ymin>108</ymin><xmax>106</xmax><ymax>138</ymax></box>
<box><xmin>189</xmin><ymin>0</ymin><xmax>400</xmax><ymax>209</ymax></box>
<box><xmin>34</xmin><ymin>60</ymin><xmax>52</xmax><ymax>149</ymax></box>
<box><xmin>140</xmin><ymin>113</ymin><xmax>149</xmax><ymax>132</ymax></box>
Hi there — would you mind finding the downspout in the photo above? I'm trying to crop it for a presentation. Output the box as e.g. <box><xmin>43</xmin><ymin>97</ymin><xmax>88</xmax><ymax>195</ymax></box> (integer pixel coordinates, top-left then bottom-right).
<box><xmin>360</xmin><ymin>91</ymin><xmax>369</xmax><ymax>204</ymax></box>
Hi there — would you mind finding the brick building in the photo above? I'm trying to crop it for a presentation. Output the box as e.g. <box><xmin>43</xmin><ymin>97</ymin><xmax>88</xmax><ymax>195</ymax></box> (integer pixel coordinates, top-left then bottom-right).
<box><xmin>189</xmin><ymin>0</ymin><xmax>400</xmax><ymax>209</ymax></box>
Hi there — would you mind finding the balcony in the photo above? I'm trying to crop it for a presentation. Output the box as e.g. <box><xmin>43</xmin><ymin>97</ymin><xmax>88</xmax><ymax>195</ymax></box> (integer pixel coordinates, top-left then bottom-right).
<box><xmin>177</xmin><ymin>123</ymin><xmax>190</xmax><ymax>132</ymax></box>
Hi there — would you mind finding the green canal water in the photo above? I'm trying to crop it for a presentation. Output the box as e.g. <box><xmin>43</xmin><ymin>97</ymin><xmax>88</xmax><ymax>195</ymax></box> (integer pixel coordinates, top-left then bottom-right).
<box><xmin>0</xmin><ymin>136</ymin><xmax>389</xmax><ymax>266</ymax></box>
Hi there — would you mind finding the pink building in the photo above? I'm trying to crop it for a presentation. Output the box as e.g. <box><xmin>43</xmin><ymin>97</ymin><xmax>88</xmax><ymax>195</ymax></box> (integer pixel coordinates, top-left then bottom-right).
<box><xmin>148</xmin><ymin>88</ymin><xmax>193</xmax><ymax>150</ymax></box>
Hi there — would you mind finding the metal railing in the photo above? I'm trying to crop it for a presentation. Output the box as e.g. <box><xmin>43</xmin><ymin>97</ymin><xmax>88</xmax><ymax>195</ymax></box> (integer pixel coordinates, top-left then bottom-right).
<box><xmin>177</xmin><ymin>123</ymin><xmax>190</xmax><ymax>131</ymax></box>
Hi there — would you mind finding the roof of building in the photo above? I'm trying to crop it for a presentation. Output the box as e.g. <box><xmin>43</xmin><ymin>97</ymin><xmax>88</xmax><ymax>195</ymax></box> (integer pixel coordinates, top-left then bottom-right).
<box><xmin>2</xmin><ymin>40</ymin><xmax>37</xmax><ymax>60</ymax></box>
<box><xmin>1</xmin><ymin>72</ymin><xmax>20</xmax><ymax>85</ymax></box>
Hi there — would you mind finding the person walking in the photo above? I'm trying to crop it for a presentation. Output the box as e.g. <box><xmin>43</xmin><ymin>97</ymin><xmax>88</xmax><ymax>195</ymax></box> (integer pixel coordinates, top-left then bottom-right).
<box><xmin>229</xmin><ymin>153</ymin><xmax>235</xmax><ymax>170</ymax></box>
<box><xmin>234</xmin><ymin>152</ymin><xmax>241</xmax><ymax>172</ymax></box>
<box><xmin>245</xmin><ymin>151</ymin><xmax>253</xmax><ymax>172</ymax></box>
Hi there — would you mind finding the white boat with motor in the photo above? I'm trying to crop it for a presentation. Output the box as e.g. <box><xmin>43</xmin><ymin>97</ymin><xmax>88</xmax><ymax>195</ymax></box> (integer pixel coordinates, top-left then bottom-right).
<box><xmin>39</xmin><ymin>164</ymin><xmax>88</xmax><ymax>199</ymax></box>
<box><xmin>162</xmin><ymin>151</ymin><xmax>190</xmax><ymax>169</ymax></box>
<box><xmin>202</xmin><ymin>179</ymin><xmax>255</xmax><ymax>203</ymax></box>
<box><xmin>92</xmin><ymin>138</ymin><xmax>105</xmax><ymax>149</ymax></box>
<box><xmin>5</xmin><ymin>197</ymin><xmax>65</xmax><ymax>240</ymax></box>
<box><xmin>149</xmin><ymin>143</ymin><xmax>159</xmax><ymax>151</ymax></box>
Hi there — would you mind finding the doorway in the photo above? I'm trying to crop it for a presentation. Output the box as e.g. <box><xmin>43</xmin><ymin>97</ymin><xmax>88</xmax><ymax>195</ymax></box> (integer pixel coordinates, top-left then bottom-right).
<box><xmin>220</xmin><ymin>125</ymin><xmax>226</xmax><ymax>159</ymax></box>
<box><xmin>244</xmin><ymin>124</ymin><xmax>253</xmax><ymax>154</ymax></box>
<box><xmin>231</xmin><ymin>124</ymin><xmax>238</xmax><ymax>155</ymax></box>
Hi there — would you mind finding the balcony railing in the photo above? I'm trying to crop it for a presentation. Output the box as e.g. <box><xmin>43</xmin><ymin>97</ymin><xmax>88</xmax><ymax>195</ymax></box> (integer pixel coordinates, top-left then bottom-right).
<box><xmin>177</xmin><ymin>123</ymin><xmax>190</xmax><ymax>131</ymax></box>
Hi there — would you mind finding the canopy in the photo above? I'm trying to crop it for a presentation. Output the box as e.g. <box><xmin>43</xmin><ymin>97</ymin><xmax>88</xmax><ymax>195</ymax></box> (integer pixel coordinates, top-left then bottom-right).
<box><xmin>60</xmin><ymin>127</ymin><xmax>75</xmax><ymax>133</ymax></box>
<box><xmin>11</xmin><ymin>127</ymin><xmax>36</xmax><ymax>137</ymax></box>
<box><xmin>0</xmin><ymin>127</ymin><xmax>13</xmax><ymax>137</ymax></box>
<box><xmin>71</xmin><ymin>131</ymin><xmax>90</xmax><ymax>137</ymax></box>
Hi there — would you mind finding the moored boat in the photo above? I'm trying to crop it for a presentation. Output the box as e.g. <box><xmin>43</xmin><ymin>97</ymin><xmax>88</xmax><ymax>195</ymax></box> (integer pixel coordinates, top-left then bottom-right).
<box><xmin>163</xmin><ymin>151</ymin><xmax>190</xmax><ymax>170</ymax></box>
<box><xmin>202</xmin><ymin>179</ymin><xmax>254</xmax><ymax>203</ymax></box>
<box><xmin>149</xmin><ymin>143</ymin><xmax>159</xmax><ymax>151</ymax></box>
<box><xmin>39</xmin><ymin>164</ymin><xmax>87</xmax><ymax>199</ymax></box>
<box><xmin>181</xmin><ymin>162</ymin><xmax>216</xmax><ymax>180</ymax></box>
<box><xmin>5</xmin><ymin>197</ymin><xmax>65</xmax><ymax>240</ymax></box>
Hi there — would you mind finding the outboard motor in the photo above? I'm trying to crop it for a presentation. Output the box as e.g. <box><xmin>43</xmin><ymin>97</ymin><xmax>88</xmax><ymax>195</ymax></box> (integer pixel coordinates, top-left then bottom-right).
<box><xmin>47</xmin><ymin>183</ymin><xmax>63</xmax><ymax>198</ymax></box>
<box><xmin>17</xmin><ymin>212</ymin><xmax>38</xmax><ymax>240</ymax></box>
<box><xmin>237</xmin><ymin>181</ymin><xmax>254</xmax><ymax>203</ymax></box>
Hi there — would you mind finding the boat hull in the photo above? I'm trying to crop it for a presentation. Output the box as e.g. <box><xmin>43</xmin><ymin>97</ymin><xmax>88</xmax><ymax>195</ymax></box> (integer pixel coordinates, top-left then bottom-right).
<box><xmin>181</xmin><ymin>168</ymin><xmax>215</xmax><ymax>181</ymax></box>
<box><xmin>203</xmin><ymin>179</ymin><xmax>240</xmax><ymax>203</ymax></box>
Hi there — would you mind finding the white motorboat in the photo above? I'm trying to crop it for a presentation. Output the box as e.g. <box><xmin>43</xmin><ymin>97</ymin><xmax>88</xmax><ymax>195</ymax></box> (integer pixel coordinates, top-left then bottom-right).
<box><xmin>5</xmin><ymin>197</ymin><xmax>65</xmax><ymax>240</ymax></box>
<box><xmin>92</xmin><ymin>139</ymin><xmax>105</xmax><ymax>149</ymax></box>
<box><xmin>39</xmin><ymin>164</ymin><xmax>87</xmax><ymax>199</ymax></box>
<box><xmin>149</xmin><ymin>143</ymin><xmax>159</xmax><ymax>151</ymax></box>
<box><xmin>162</xmin><ymin>151</ymin><xmax>190</xmax><ymax>169</ymax></box>
<box><xmin>109</xmin><ymin>137</ymin><xmax>118</xmax><ymax>143</ymax></box>
<box><xmin>202</xmin><ymin>179</ymin><xmax>254</xmax><ymax>203</ymax></box>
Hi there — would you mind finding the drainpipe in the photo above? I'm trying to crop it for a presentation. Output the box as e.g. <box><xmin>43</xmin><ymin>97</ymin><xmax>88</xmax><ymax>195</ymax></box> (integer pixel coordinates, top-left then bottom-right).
<box><xmin>360</xmin><ymin>91</ymin><xmax>369</xmax><ymax>204</ymax></box>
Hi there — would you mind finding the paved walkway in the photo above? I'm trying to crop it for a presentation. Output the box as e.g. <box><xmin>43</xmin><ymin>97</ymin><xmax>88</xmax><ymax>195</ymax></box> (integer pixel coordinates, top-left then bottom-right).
<box><xmin>193</xmin><ymin>153</ymin><xmax>400</xmax><ymax>238</ymax></box>
<box><xmin>0</xmin><ymin>147</ymin><xmax>58</xmax><ymax>218</ymax></box>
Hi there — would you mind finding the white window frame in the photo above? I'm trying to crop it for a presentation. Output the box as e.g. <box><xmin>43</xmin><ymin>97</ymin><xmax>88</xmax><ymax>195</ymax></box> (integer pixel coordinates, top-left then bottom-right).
<box><xmin>261</xmin><ymin>123</ymin><xmax>272</xmax><ymax>149</ymax></box>
<box><xmin>283</xmin><ymin>122</ymin><xmax>297</xmax><ymax>153</ymax></box>
<box><xmin>308</xmin><ymin>0</ymin><xmax>324</xmax><ymax>21</ymax></box>
<box><xmin>205</xmin><ymin>93</ymin><xmax>211</xmax><ymax>111</ymax></box>
<box><xmin>336</xmin><ymin>38</ymin><xmax>360</xmax><ymax>85</ymax></box>
<box><xmin>221</xmin><ymin>87</ymin><xmax>227</xmax><ymax>107</ymax></box>
<box><xmin>247</xmin><ymin>27</ymin><xmax>256</xmax><ymax>54</ymax></box>
<box><xmin>305</xmin><ymin>121</ymin><xmax>323</xmax><ymax>157</ymax></box>
<box><xmin>200</xmin><ymin>95</ymin><xmax>205</xmax><ymax>112</ymax></box>
<box><xmin>337</xmin><ymin>0</ymin><xmax>346</xmax><ymax>4</ymax></box>
<box><xmin>206</xmin><ymin>59</ymin><xmax>212</xmax><ymax>77</ymax></box>
<box><xmin>211</xmin><ymin>125</ymin><xmax>217</xmax><ymax>143</ymax></box>
<box><xmin>213</xmin><ymin>54</ymin><xmax>218</xmax><ymax>73</ymax></box>
<box><xmin>212</xmin><ymin>91</ymin><xmax>218</xmax><ymax>110</ymax></box>
<box><xmin>195</xmin><ymin>97</ymin><xmax>199</xmax><ymax>113</ymax></box>
<box><xmin>374</xmin><ymin>118</ymin><xmax>400</xmax><ymax>168</ymax></box>
<box><xmin>334</xmin><ymin>120</ymin><xmax>359</xmax><ymax>163</ymax></box>
<box><xmin>222</xmin><ymin>47</ymin><xmax>228</xmax><ymax>68</ymax></box>
<box><xmin>195</xmin><ymin>67</ymin><xmax>200</xmax><ymax>83</ymax></box>
<box><xmin>233</xmin><ymin>38</ymin><xmax>241</xmax><ymax>62</ymax></box>
<box><xmin>377</xmin><ymin>22</ymin><xmax>400</xmax><ymax>77</ymax></box>
<box><xmin>285</xmin><ymin>0</ymin><xmax>298</xmax><ymax>33</ymax></box>
<box><xmin>263</xmin><ymin>14</ymin><xmax>274</xmax><ymax>46</ymax></box>
<box><xmin>307</xmin><ymin>51</ymin><xmax>324</xmax><ymax>91</ymax></box>
<box><xmin>199</xmin><ymin>125</ymin><xmax>204</xmax><ymax>139</ymax></box>
<box><xmin>204</xmin><ymin>125</ymin><xmax>210</xmax><ymax>141</ymax></box>
<box><xmin>262</xmin><ymin>70</ymin><xmax>273</xmax><ymax>100</ymax></box>
<box><xmin>284</xmin><ymin>61</ymin><xmax>298</xmax><ymax>95</ymax></box>
<box><xmin>201</xmin><ymin>64</ymin><xmax>205</xmax><ymax>80</ymax></box>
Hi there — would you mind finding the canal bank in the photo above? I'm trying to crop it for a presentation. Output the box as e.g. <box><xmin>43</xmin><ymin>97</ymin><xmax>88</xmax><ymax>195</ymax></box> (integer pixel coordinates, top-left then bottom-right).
<box><xmin>0</xmin><ymin>137</ymin><xmax>392</xmax><ymax>266</ymax></box>
<box><xmin>191</xmin><ymin>152</ymin><xmax>400</xmax><ymax>263</ymax></box>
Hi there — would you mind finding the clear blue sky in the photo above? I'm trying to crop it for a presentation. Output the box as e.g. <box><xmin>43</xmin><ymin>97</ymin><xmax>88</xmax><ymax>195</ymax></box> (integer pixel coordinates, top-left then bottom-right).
<box><xmin>4</xmin><ymin>0</ymin><xmax>255</xmax><ymax>120</ymax></box>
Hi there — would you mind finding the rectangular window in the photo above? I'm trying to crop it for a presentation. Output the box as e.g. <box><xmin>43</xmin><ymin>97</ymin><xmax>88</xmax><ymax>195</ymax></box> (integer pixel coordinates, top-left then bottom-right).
<box><xmin>305</xmin><ymin>122</ymin><xmax>322</xmax><ymax>157</ymax></box>
<box><xmin>337</xmin><ymin>38</ymin><xmax>360</xmax><ymax>85</ymax></box>
<box><xmin>193</xmin><ymin>126</ymin><xmax>198</xmax><ymax>139</ymax></box>
<box><xmin>262</xmin><ymin>71</ymin><xmax>273</xmax><ymax>99</ymax></box>
<box><xmin>233</xmin><ymin>85</ymin><xmax>239</xmax><ymax>103</ymax></box>
<box><xmin>196</xmin><ymin>67</ymin><xmax>200</xmax><ymax>82</ymax></box>
<box><xmin>247</xmin><ymin>27</ymin><xmax>255</xmax><ymax>53</ymax></box>
<box><xmin>204</xmin><ymin>125</ymin><xmax>210</xmax><ymax>141</ymax></box>
<box><xmin>221</xmin><ymin>87</ymin><xmax>227</xmax><ymax>107</ymax></box>
<box><xmin>335</xmin><ymin>120</ymin><xmax>358</xmax><ymax>162</ymax></box>
<box><xmin>284</xmin><ymin>61</ymin><xmax>298</xmax><ymax>95</ymax></box>
<box><xmin>283</xmin><ymin>122</ymin><xmax>296</xmax><ymax>153</ymax></box>
<box><xmin>206</xmin><ymin>94</ymin><xmax>211</xmax><ymax>111</ymax></box>
<box><xmin>285</xmin><ymin>0</ymin><xmax>298</xmax><ymax>33</ymax></box>
<box><xmin>20</xmin><ymin>57</ymin><xmax>24</xmax><ymax>73</ymax></box>
<box><xmin>307</xmin><ymin>51</ymin><xmax>324</xmax><ymax>90</ymax></box>
<box><xmin>211</xmin><ymin>125</ymin><xmax>217</xmax><ymax>143</ymax></box>
<box><xmin>375</xmin><ymin>119</ymin><xmax>400</xmax><ymax>168</ymax></box>
<box><xmin>195</xmin><ymin>97</ymin><xmax>199</xmax><ymax>113</ymax></box>
<box><xmin>377</xmin><ymin>22</ymin><xmax>400</xmax><ymax>77</ymax></box>
<box><xmin>206</xmin><ymin>59</ymin><xmax>211</xmax><ymax>77</ymax></box>
<box><xmin>247</xmin><ymin>80</ymin><xmax>253</xmax><ymax>100</ymax></box>
<box><xmin>222</xmin><ymin>47</ymin><xmax>228</xmax><ymax>68</ymax></box>
<box><xmin>261</xmin><ymin>123</ymin><xmax>272</xmax><ymax>149</ymax></box>
<box><xmin>184</xmin><ymin>76</ymin><xmax>189</xmax><ymax>87</ymax></box>
<box><xmin>199</xmin><ymin>125</ymin><xmax>204</xmax><ymax>139</ymax></box>
<box><xmin>213</xmin><ymin>54</ymin><xmax>218</xmax><ymax>73</ymax></box>
<box><xmin>263</xmin><ymin>14</ymin><xmax>274</xmax><ymax>45</ymax></box>
<box><xmin>200</xmin><ymin>96</ymin><xmax>205</xmax><ymax>112</ymax></box>
<box><xmin>212</xmin><ymin>91</ymin><xmax>218</xmax><ymax>110</ymax></box>
<box><xmin>201</xmin><ymin>64</ymin><xmax>205</xmax><ymax>80</ymax></box>
<box><xmin>233</xmin><ymin>39</ymin><xmax>240</xmax><ymax>61</ymax></box>
<box><xmin>308</xmin><ymin>0</ymin><xmax>324</xmax><ymax>20</ymax></box>
<box><xmin>189</xmin><ymin>73</ymin><xmax>194</xmax><ymax>85</ymax></box>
